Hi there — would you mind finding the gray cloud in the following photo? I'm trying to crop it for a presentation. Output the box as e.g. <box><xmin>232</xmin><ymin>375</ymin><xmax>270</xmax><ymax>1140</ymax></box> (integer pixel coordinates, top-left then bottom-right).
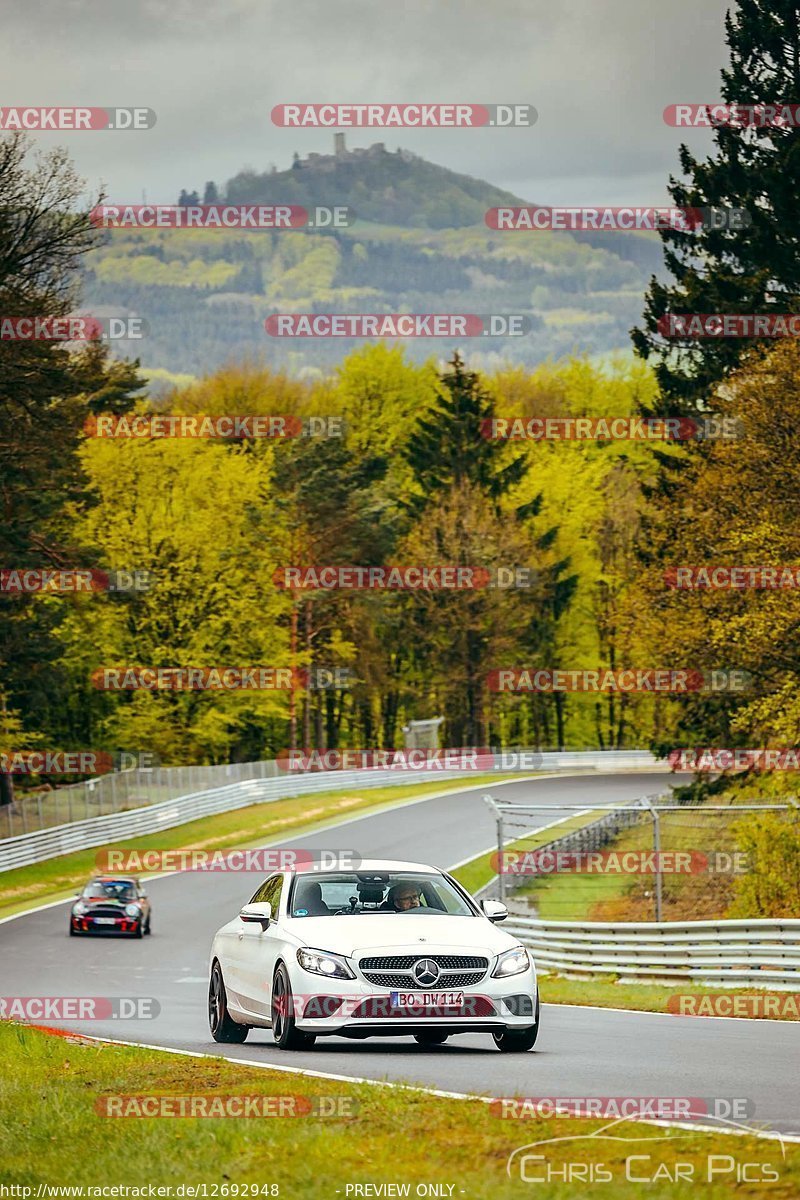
<box><xmin>1</xmin><ymin>0</ymin><xmax>732</xmax><ymax>205</ymax></box>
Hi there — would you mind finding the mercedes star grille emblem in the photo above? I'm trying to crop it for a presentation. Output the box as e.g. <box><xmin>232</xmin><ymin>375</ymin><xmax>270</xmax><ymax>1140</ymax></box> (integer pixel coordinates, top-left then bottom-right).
<box><xmin>412</xmin><ymin>958</ymin><xmax>440</xmax><ymax>986</ymax></box>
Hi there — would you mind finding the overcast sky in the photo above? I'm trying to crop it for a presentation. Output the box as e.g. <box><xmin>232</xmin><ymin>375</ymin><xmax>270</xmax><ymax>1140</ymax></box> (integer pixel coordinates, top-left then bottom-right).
<box><xmin>2</xmin><ymin>0</ymin><xmax>733</xmax><ymax>206</ymax></box>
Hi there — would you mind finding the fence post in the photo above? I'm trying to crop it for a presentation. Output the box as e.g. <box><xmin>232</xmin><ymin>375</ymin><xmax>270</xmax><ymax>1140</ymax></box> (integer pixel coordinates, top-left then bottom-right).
<box><xmin>652</xmin><ymin>807</ymin><xmax>663</xmax><ymax>922</ymax></box>
<box><xmin>497</xmin><ymin>809</ymin><xmax>505</xmax><ymax>903</ymax></box>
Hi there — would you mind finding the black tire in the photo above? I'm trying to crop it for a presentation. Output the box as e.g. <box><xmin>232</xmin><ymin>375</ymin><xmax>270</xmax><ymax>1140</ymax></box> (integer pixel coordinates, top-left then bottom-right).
<box><xmin>493</xmin><ymin>995</ymin><xmax>540</xmax><ymax>1053</ymax></box>
<box><xmin>209</xmin><ymin>961</ymin><xmax>249</xmax><ymax>1043</ymax></box>
<box><xmin>69</xmin><ymin>926</ymin><xmax>77</xmax><ymax>937</ymax></box>
<box><xmin>145</xmin><ymin>916</ymin><xmax>152</xmax><ymax>935</ymax></box>
<box><xmin>271</xmin><ymin>964</ymin><xmax>316</xmax><ymax>1051</ymax></box>
<box><xmin>135</xmin><ymin>919</ymin><xmax>145</xmax><ymax>939</ymax></box>
<box><xmin>414</xmin><ymin>1031</ymin><xmax>449</xmax><ymax>1045</ymax></box>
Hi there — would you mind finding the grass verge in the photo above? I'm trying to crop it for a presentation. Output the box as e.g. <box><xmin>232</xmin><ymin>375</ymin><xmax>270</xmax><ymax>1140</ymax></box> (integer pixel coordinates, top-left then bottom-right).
<box><xmin>538</xmin><ymin>974</ymin><xmax>800</xmax><ymax>1020</ymax></box>
<box><xmin>0</xmin><ymin>774</ymin><xmax>515</xmax><ymax>921</ymax></box>
<box><xmin>0</xmin><ymin>1022</ymin><xmax>796</xmax><ymax>1197</ymax></box>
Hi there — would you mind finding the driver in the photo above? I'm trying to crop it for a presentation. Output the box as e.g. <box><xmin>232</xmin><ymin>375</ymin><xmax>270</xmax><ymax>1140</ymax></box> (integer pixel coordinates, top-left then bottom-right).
<box><xmin>382</xmin><ymin>882</ymin><xmax>422</xmax><ymax>912</ymax></box>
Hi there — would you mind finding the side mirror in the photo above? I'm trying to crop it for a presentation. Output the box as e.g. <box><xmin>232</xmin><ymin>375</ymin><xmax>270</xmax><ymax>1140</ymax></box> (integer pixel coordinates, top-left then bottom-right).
<box><xmin>481</xmin><ymin>899</ymin><xmax>508</xmax><ymax>923</ymax></box>
<box><xmin>239</xmin><ymin>902</ymin><xmax>272</xmax><ymax>930</ymax></box>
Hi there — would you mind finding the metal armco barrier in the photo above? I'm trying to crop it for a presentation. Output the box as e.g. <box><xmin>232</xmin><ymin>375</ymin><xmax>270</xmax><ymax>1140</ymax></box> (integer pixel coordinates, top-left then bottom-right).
<box><xmin>0</xmin><ymin>749</ymin><xmax>665</xmax><ymax>873</ymax></box>
<box><xmin>505</xmin><ymin>915</ymin><xmax>800</xmax><ymax>989</ymax></box>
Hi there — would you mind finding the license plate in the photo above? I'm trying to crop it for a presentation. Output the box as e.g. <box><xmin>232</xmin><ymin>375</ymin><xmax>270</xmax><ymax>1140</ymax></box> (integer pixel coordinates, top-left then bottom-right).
<box><xmin>390</xmin><ymin>990</ymin><xmax>465</xmax><ymax>1008</ymax></box>
<box><xmin>94</xmin><ymin>917</ymin><xmax>118</xmax><ymax>925</ymax></box>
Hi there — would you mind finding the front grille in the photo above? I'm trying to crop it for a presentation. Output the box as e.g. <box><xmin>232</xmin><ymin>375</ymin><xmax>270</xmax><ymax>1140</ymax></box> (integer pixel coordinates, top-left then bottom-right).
<box><xmin>362</xmin><ymin>970</ymin><xmax>486</xmax><ymax>988</ymax></box>
<box><xmin>359</xmin><ymin>954</ymin><xmax>488</xmax><ymax>971</ymax></box>
<box><xmin>86</xmin><ymin>906</ymin><xmax>124</xmax><ymax>919</ymax></box>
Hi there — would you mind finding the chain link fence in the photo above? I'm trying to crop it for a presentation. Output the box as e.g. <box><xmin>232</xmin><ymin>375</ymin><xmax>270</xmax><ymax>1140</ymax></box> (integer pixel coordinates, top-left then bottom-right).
<box><xmin>0</xmin><ymin>759</ymin><xmax>280</xmax><ymax>840</ymax></box>
<box><xmin>483</xmin><ymin>795</ymin><xmax>799</xmax><ymax>922</ymax></box>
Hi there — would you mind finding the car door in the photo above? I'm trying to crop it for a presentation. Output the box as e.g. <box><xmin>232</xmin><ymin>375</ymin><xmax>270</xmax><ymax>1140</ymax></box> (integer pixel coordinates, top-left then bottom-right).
<box><xmin>236</xmin><ymin>873</ymin><xmax>285</xmax><ymax>1017</ymax></box>
<box><xmin>221</xmin><ymin>874</ymin><xmax>277</xmax><ymax>1008</ymax></box>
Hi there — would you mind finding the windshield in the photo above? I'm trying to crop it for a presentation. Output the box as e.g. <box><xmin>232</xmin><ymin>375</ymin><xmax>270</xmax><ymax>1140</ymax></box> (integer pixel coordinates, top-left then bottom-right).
<box><xmin>83</xmin><ymin>880</ymin><xmax>137</xmax><ymax>902</ymax></box>
<box><xmin>288</xmin><ymin>871</ymin><xmax>475</xmax><ymax>917</ymax></box>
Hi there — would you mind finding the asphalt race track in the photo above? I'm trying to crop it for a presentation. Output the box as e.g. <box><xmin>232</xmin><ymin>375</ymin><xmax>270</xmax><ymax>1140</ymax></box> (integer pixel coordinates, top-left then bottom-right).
<box><xmin>3</xmin><ymin>772</ymin><xmax>798</xmax><ymax>1135</ymax></box>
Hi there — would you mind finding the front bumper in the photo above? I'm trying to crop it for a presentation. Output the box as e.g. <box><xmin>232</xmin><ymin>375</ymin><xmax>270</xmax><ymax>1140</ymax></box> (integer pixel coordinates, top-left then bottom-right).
<box><xmin>71</xmin><ymin>915</ymin><xmax>142</xmax><ymax>934</ymax></box>
<box><xmin>287</xmin><ymin>960</ymin><xmax>538</xmax><ymax>1036</ymax></box>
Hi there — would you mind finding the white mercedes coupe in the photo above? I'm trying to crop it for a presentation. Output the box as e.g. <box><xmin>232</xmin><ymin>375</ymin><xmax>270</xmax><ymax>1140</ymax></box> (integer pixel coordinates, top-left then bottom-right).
<box><xmin>208</xmin><ymin>859</ymin><xmax>539</xmax><ymax>1052</ymax></box>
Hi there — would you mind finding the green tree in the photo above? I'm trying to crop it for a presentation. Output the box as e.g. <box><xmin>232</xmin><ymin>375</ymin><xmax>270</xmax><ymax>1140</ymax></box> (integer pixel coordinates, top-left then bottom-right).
<box><xmin>632</xmin><ymin>341</ymin><xmax>800</xmax><ymax>760</ymax></box>
<box><xmin>58</xmin><ymin>437</ymin><xmax>287</xmax><ymax>764</ymax></box>
<box><xmin>270</xmin><ymin>432</ymin><xmax>391</xmax><ymax>752</ymax></box>
<box><xmin>403</xmin><ymin>353</ymin><xmax>531</xmax><ymax>514</ymax></box>
<box><xmin>633</xmin><ymin>0</ymin><xmax>800</xmax><ymax>414</ymax></box>
<box><xmin>0</xmin><ymin>135</ymin><xmax>143</xmax><ymax>784</ymax></box>
<box><xmin>729</xmin><ymin>811</ymin><xmax>800</xmax><ymax>916</ymax></box>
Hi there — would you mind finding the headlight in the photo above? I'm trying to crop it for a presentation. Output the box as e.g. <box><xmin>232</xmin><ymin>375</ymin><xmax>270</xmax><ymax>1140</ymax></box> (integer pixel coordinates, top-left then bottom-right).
<box><xmin>297</xmin><ymin>947</ymin><xmax>355</xmax><ymax>980</ymax></box>
<box><xmin>125</xmin><ymin>903</ymin><xmax>141</xmax><ymax>917</ymax></box>
<box><xmin>73</xmin><ymin>902</ymin><xmax>88</xmax><ymax>916</ymax></box>
<box><xmin>492</xmin><ymin>946</ymin><xmax>530</xmax><ymax>978</ymax></box>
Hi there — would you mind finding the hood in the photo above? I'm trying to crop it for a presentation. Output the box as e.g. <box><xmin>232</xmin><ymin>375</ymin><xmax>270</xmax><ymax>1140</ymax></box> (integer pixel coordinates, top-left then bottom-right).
<box><xmin>283</xmin><ymin>913</ymin><xmax>520</xmax><ymax>959</ymax></box>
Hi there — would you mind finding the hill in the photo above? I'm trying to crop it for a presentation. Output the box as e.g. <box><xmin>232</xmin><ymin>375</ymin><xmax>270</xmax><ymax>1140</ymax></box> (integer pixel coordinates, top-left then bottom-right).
<box><xmin>82</xmin><ymin>139</ymin><xmax>664</xmax><ymax>381</ymax></box>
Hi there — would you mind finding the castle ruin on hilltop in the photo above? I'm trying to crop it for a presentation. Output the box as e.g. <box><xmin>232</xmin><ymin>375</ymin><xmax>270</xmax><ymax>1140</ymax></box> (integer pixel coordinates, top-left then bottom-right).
<box><xmin>296</xmin><ymin>134</ymin><xmax>416</xmax><ymax>170</ymax></box>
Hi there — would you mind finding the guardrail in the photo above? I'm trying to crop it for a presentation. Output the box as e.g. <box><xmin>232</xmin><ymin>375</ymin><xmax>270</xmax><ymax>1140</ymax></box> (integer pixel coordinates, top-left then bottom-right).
<box><xmin>0</xmin><ymin>749</ymin><xmax>666</xmax><ymax>873</ymax></box>
<box><xmin>504</xmin><ymin>915</ymin><xmax>800</xmax><ymax>989</ymax></box>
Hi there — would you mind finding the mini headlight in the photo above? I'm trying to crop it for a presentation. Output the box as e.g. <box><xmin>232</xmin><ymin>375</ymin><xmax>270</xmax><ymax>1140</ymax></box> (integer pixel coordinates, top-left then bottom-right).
<box><xmin>73</xmin><ymin>901</ymin><xmax>88</xmax><ymax>916</ymax></box>
<box><xmin>297</xmin><ymin>947</ymin><xmax>355</xmax><ymax>979</ymax></box>
<box><xmin>492</xmin><ymin>946</ymin><xmax>530</xmax><ymax>978</ymax></box>
<box><xmin>125</xmin><ymin>903</ymin><xmax>141</xmax><ymax>917</ymax></box>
